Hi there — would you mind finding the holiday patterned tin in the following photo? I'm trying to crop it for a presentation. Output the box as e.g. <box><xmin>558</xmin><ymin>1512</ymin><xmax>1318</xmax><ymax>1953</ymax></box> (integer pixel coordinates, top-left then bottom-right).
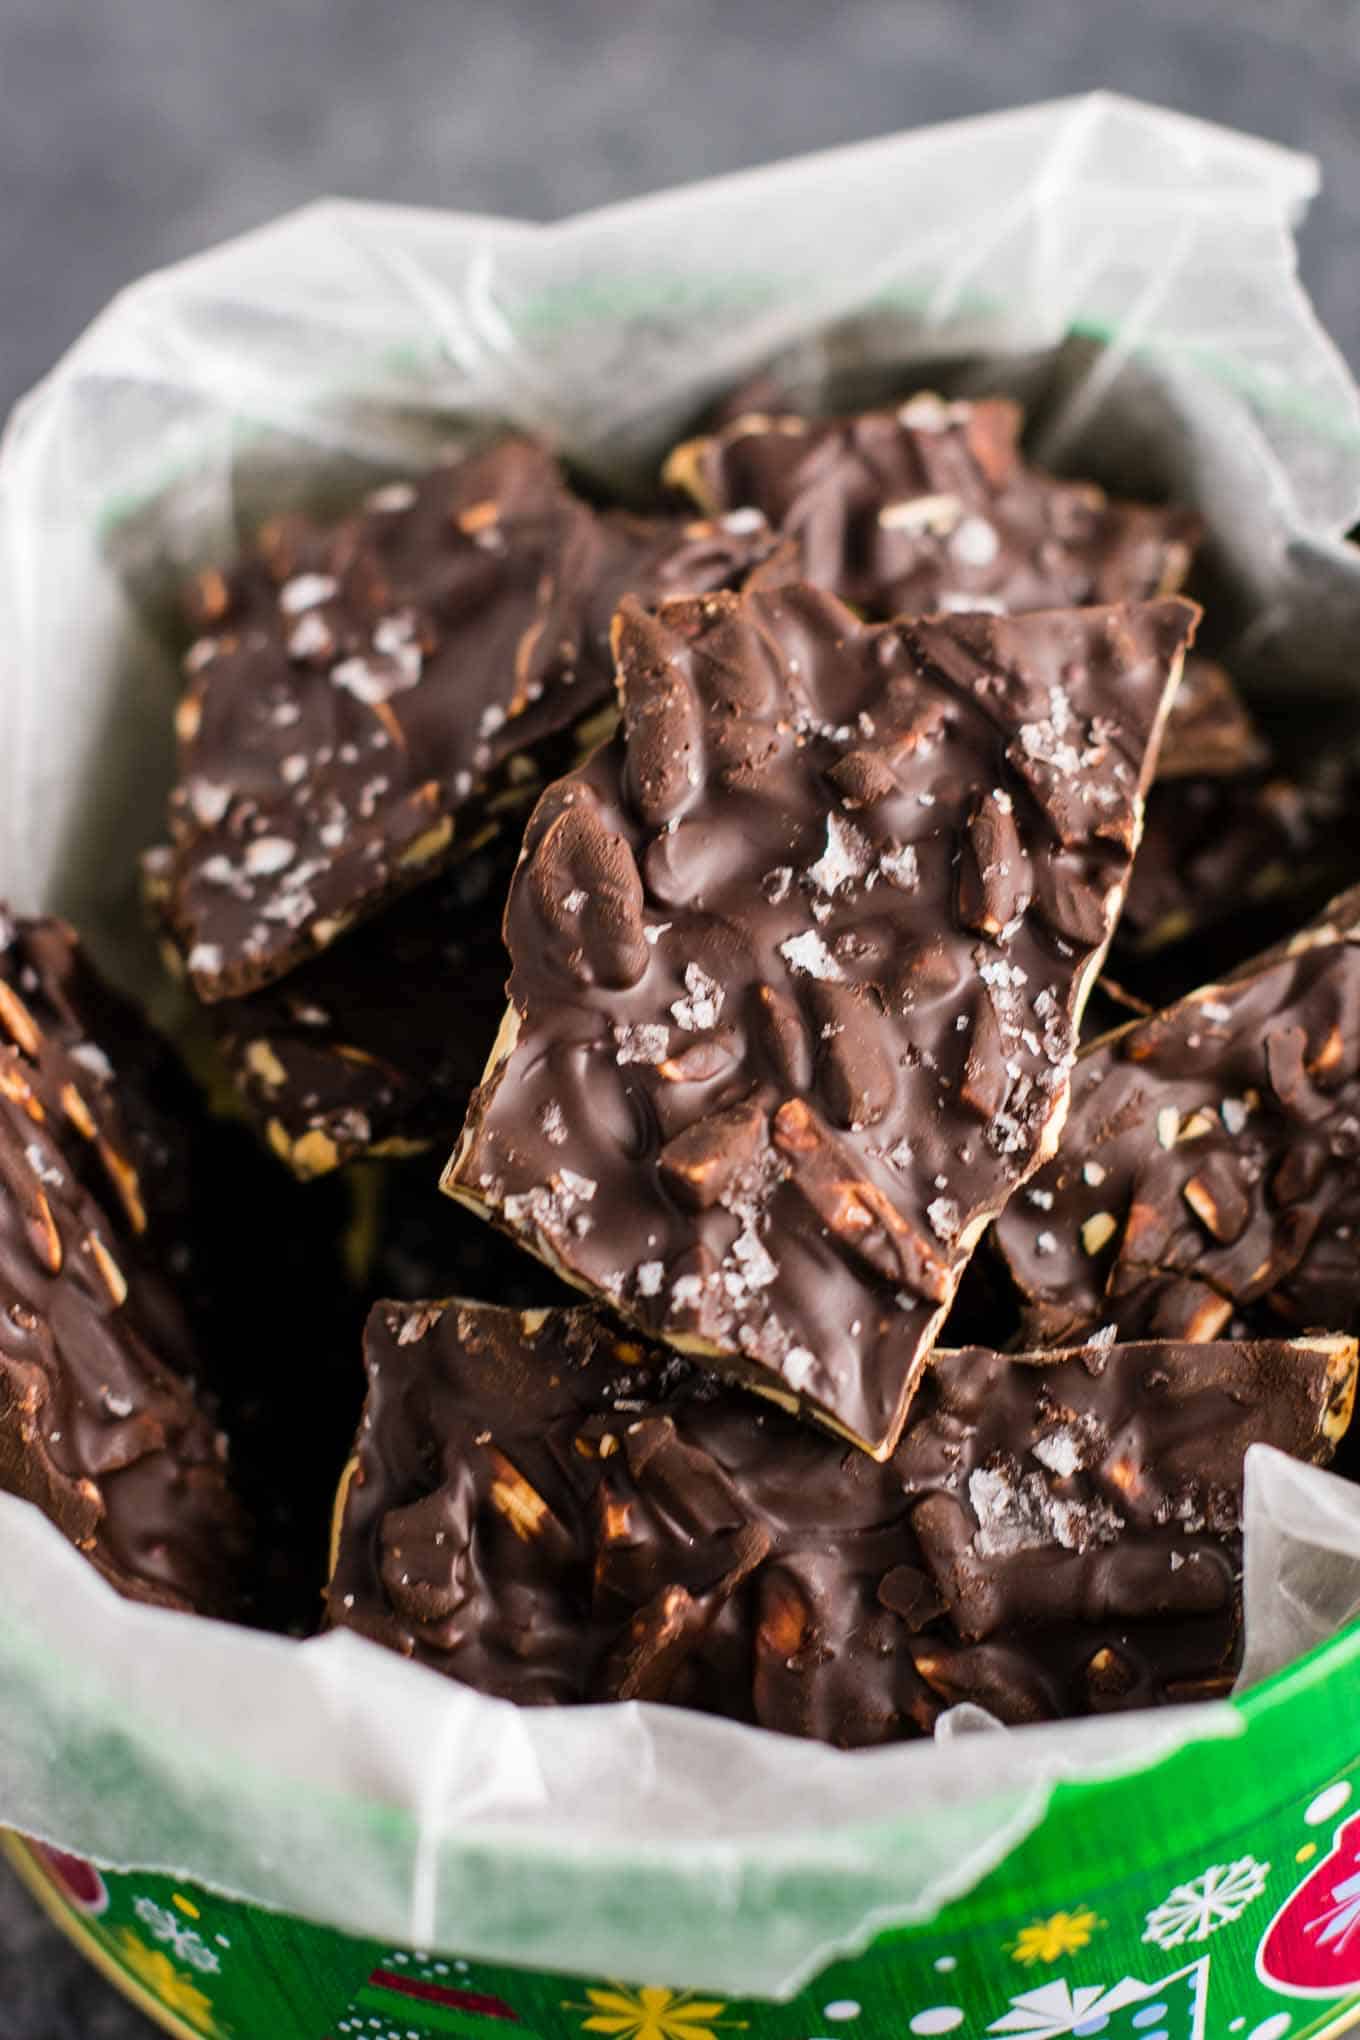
<box><xmin>12</xmin><ymin>1625</ymin><xmax>1360</xmax><ymax>2040</ymax></box>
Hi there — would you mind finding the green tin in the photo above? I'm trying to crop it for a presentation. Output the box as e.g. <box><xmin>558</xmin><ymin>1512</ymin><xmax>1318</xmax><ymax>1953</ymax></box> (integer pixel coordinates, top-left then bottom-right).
<box><xmin>13</xmin><ymin>1628</ymin><xmax>1360</xmax><ymax>2038</ymax></box>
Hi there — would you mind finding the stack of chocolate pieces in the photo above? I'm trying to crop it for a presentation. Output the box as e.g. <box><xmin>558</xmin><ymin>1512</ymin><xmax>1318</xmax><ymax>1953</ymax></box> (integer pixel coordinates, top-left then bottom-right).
<box><xmin>0</xmin><ymin>914</ymin><xmax>251</xmax><ymax>1620</ymax></box>
<box><xmin>6</xmin><ymin>394</ymin><xmax>1357</xmax><ymax>1748</ymax></box>
<box><xmin>0</xmin><ymin>910</ymin><xmax>356</xmax><ymax>1627</ymax></box>
<box><xmin>331</xmin><ymin>1301</ymin><xmax>1352</xmax><ymax>1729</ymax></box>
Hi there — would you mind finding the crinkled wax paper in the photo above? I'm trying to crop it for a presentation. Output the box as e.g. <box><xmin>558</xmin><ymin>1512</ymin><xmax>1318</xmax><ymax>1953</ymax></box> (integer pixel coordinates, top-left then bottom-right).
<box><xmin>2</xmin><ymin>93</ymin><xmax>1360</xmax><ymax>1996</ymax></box>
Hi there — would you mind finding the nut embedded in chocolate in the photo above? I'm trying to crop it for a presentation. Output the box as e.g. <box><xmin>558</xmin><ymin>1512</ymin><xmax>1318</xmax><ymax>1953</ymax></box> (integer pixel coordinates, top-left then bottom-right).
<box><xmin>663</xmin><ymin>394</ymin><xmax>1199</xmax><ymax>621</ymax></box>
<box><xmin>995</xmin><ymin>887</ymin><xmax>1360</xmax><ymax>1346</ymax></box>
<box><xmin>158</xmin><ymin>438</ymin><xmax>786</xmax><ymax>1001</ymax></box>
<box><xmin>445</xmin><ymin>581</ymin><xmax>1198</xmax><ymax>1455</ymax></box>
<box><xmin>0</xmin><ymin>911</ymin><xmax>251</xmax><ymax>1615</ymax></box>
<box><xmin>161</xmin><ymin>830</ymin><xmax>521</xmax><ymax>1179</ymax></box>
<box><xmin>326</xmin><ymin>1298</ymin><xmax>1355</xmax><ymax>1741</ymax></box>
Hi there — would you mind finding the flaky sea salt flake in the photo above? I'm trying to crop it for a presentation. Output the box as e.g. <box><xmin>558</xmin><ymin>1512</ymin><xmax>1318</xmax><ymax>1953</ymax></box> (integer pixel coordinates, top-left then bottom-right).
<box><xmin>927</xmin><ymin>1196</ymin><xmax>960</xmax><ymax>1243</ymax></box>
<box><xmin>779</xmin><ymin>931</ymin><xmax>844</xmax><ymax>982</ymax></box>
<box><xmin>807</xmin><ymin>814</ymin><xmax>872</xmax><ymax>896</ymax></box>
<box><xmin>279</xmin><ymin>573</ymin><xmax>338</xmax><ymax>615</ymax></box>
<box><xmin>670</xmin><ymin>963</ymin><xmax>724</xmax><ymax>1031</ymax></box>
<box><xmin>613</xmin><ymin>1022</ymin><xmax>670</xmax><ymax>1066</ymax></box>
<box><xmin>877</xmin><ymin>843</ymin><xmax>920</xmax><ymax>890</ymax></box>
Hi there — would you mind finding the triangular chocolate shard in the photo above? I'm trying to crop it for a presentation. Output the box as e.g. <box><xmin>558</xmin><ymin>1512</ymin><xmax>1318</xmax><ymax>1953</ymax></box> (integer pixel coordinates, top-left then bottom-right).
<box><xmin>156</xmin><ymin>440</ymin><xmax>784</xmax><ymax>1001</ymax></box>
<box><xmin>446</xmin><ymin>583</ymin><xmax>1197</xmax><ymax>1454</ymax></box>
<box><xmin>996</xmin><ymin>883</ymin><xmax>1360</xmax><ymax>1349</ymax></box>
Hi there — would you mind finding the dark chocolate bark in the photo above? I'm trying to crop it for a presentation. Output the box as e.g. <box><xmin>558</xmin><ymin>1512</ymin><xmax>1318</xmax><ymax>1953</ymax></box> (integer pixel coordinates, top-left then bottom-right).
<box><xmin>0</xmin><ymin>911</ymin><xmax>361</xmax><ymax>1627</ymax></box>
<box><xmin>1154</xmin><ymin>657</ymin><xmax>1269</xmax><ymax>782</ymax></box>
<box><xmin>162</xmin><ymin>831</ymin><xmax>519</xmax><ymax>1179</ymax></box>
<box><xmin>327</xmin><ymin>1298</ymin><xmax>1354</xmax><ymax>1740</ymax></box>
<box><xmin>995</xmin><ymin>892</ymin><xmax>1360</xmax><ymax>1346</ymax></box>
<box><xmin>158</xmin><ymin>440</ymin><xmax>783</xmax><ymax>1000</ymax></box>
<box><xmin>1116</xmin><ymin>771</ymin><xmax>1339</xmax><ymax>960</ymax></box>
<box><xmin>663</xmin><ymin>395</ymin><xmax>1198</xmax><ymax>621</ymax></box>
<box><xmin>1108</xmin><ymin>657</ymin><xmax>1343</xmax><ymax>978</ymax></box>
<box><xmin>446</xmin><ymin>583</ymin><xmax>1197</xmax><ymax>1454</ymax></box>
<box><xmin>0</xmin><ymin>913</ymin><xmax>250</xmax><ymax>1614</ymax></box>
<box><xmin>345</xmin><ymin>1159</ymin><xmax>577</xmax><ymax>1314</ymax></box>
<box><xmin>0</xmin><ymin>911</ymin><xmax>242</xmax><ymax>1356</ymax></box>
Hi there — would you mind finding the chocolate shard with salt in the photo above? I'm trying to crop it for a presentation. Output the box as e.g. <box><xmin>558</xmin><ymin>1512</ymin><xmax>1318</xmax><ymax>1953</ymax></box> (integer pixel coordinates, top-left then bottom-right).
<box><xmin>158</xmin><ymin>440</ymin><xmax>785</xmax><ymax>1001</ymax></box>
<box><xmin>663</xmin><ymin>394</ymin><xmax>1199</xmax><ymax>621</ymax></box>
<box><xmin>327</xmin><ymin>1299</ymin><xmax>1354</xmax><ymax>1740</ymax></box>
<box><xmin>0</xmin><ymin>909</ymin><xmax>362</xmax><ymax>1628</ymax></box>
<box><xmin>445</xmin><ymin>582</ymin><xmax>1197</xmax><ymax>1455</ymax></box>
<box><xmin>156</xmin><ymin>829</ymin><xmax>520</xmax><ymax>1179</ymax></box>
<box><xmin>995</xmin><ymin>887</ymin><xmax>1360</xmax><ymax>1347</ymax></box>
<box><xmin>0</xmin><ymin>912</ymin><xmax>251</xmax><ymax>1615</ymax></box>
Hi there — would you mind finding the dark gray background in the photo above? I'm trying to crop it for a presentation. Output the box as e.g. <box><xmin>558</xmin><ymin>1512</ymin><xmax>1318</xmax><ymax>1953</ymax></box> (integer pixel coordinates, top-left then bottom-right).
<box><xmin>1</xmin><ymin>0</ymin><xmax>1357</xmax><ymax>2030</ymax></box>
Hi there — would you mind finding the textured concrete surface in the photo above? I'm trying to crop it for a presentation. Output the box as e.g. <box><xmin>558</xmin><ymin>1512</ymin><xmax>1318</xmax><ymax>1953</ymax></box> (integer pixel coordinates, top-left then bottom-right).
<box><xmin>1</xmin><ymin>0</ymin><xmax>1358</xmax><ymax>2030</ymax></box>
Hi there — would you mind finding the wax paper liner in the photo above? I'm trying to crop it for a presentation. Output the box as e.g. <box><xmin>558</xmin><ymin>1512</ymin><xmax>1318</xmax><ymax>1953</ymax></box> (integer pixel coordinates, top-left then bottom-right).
<box><xmin>2</xmin><ymin>92</ymin><xmax>1360</xmax><ymax>1998</ymax></box>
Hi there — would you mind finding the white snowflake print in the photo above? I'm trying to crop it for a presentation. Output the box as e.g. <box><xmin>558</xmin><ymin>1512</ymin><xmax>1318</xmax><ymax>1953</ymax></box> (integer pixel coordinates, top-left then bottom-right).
<box><xmin>988</xmin><ymin>1977</ymin><xmax>1148</xmax><ymax>2037</ymax></box>
<box><xmin>132</xmin><ymin>1895</ymin><xmax>222</xmax><ymax>1973</ymax></box>
<box><xmin>988</xmin><ymin>1960</ymin><xmax>1208</xmax><ymax>2040</ymax></box>
<box><xmin>1142</xmin><ymin>1855</ymin><xmax>1270</xmax><ymax>1948</ymax></box>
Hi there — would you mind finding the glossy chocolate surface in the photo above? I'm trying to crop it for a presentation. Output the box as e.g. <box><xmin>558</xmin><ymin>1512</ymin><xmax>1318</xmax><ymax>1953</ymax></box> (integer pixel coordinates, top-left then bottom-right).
<box><xmin>328</xmin><ymin>1299</ymin><xmax>1353</xmax><ymax>1739</ymax></box>
<box><xmin>447</xmin><ymin>583</ymin><xmax>1196</xmax><ymax>1453</ymax></box>
<box><xmin>0</xmin><ymin>914</ymin><xmax>249</xmax><ymax>1613</ymax></box>
<box><xmin>158</xmin><ymin>440</ymin><xmax>783</xmax><ymax>999</ymax></box>
<box><xmin>664</xmin><ymin>395</ymin><xmax>1198</xmax><ymax>621</ymax></box>
<box><xmin>195</xmin><ymin>831</ymin><xmax>519</xmax><ymax>1177</ymax></box>
<box><xmin>996</xmin><ymin>894</ymin><xmax>1360</xmax><ymax>1346</ymax></box>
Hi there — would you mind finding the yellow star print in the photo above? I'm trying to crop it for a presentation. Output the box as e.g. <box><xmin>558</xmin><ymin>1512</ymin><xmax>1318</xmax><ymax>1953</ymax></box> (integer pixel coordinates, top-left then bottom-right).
<box><xmin>1009</xmin><ymin>1907</ymin><xmax>1104</xmax><ymax>1965</ymax></box>
<box><xmin>567</xmin><ymin>1983</ymin><xmax>749</xmax><ymax>2040</ymax></box>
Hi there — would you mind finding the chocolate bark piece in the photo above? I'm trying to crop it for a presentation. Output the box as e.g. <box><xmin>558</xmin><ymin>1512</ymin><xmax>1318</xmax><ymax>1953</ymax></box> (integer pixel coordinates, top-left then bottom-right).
<box><xmin>1104</xmin><ymin>663</ymin><xmax>1344</xmax><ymax>998</ymax></box>
<box><xmin>995</xmin><ymin>892</ymin><xmax>1360</xmax><ymax>1347</ymax></box>
<box><xmin>0</xmin><ymin>910</ymin><xmax>233</xmax><ymax>1322</ymax></box>
<box><xmin>0</xmin><ymin>909</ymin><xmax>357</xmax><ymax>1628</ymax></box>
<box><xmin>0</xmin><ymin>913</ymin><xmax>250</xmax><ymax>1614</ymax></box>
<box><xmin>345</xmin><ymin>1159</ymin><xmax>577</xmax><ymax>1313</ymax></box>
<box><xmin>890</xmin><ymin>1331</ymin><xmax>1354</xmax><ymax>1720</ymax></box>
<box><xmin>1116</xmin><ymin>770</ymin><xmax>1339</xmax><ymax>961</ymax></box>
<box><xmin>168</xmin><ymin>831</ymin><xmax>519</xmax><ymax>1179</ymax></box>
<box><xmin>327</xmin><ymin>1299</ymin><xmax>1354</xmax><ymax>1738</ymax></box>
<box><xmin>663</xmin><ymin>395</ymin><xmax>1198</xmax><ymax>621</ymax></box>
<box><xmin>591</xmin><ymin>507</ymin><xmax>800</xmax><ymax>645</ymax></box>
<box><xmin>1105</xmin><ymin>662</ymin><xmax>1349</xmax><ymax>1005</ymax></box>
<box><xmin>159</xmin><ymin>440</ymin><xmax>784</xmax><ymax>1001</ymax></box>
<box><xmin>445</xmin><ymin>582</ymin><xmax>1198</xmax><ymax>1455</ymax></box>
<box><xmin>1155</xmin><ymin>657</ymin><xmax>1269</xmax><ymax>782</ymax></box>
